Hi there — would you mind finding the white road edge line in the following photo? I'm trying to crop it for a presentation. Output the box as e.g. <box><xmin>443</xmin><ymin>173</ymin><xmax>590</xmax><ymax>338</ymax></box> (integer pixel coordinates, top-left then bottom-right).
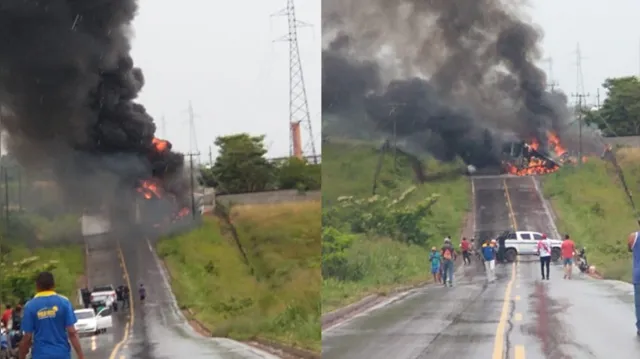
<box><xmin>530</xmin><ymin>176</ymin><xmax>561</xmax><ymax>239</ymax></box>
<box><xmin>322</xmin><ymin>289</ymin><xmax>421</xmax><ymax>333</ymax></box>
<box><xmin>144</xmin><ymin>238</ymin><xmax>280</xmax><ymax>359</ymax></box>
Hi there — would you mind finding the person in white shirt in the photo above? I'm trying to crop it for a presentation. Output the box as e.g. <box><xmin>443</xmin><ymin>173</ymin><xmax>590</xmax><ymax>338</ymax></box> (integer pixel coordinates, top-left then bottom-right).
<box><xmin>536</xmin><ymin>233</ymin><xmax>553</xmax><ymax>280</ymax></box>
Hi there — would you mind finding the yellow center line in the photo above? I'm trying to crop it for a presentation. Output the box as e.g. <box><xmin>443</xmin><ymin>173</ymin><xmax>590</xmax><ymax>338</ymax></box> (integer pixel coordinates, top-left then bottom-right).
<box><xmin>108</xmin><ymin>241</ymin><xmax>135</xmax><ymax>359</ymax></box>
<box><xmin>492</xmin><ymin>178</ymin><xmax>519</xmax><ymax>359</ymax></box>
<box><xmin>515</xmin><ymin>345</ymin><xmax>526</xmax><ymax>359</ymax></box>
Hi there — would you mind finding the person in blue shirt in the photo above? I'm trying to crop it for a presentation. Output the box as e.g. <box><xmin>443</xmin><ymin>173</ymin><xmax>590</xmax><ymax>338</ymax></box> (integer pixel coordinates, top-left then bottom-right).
<box><xmin>482</xmin><ymin>239</ymin><xmax>497</xmax><ymax>283</ymax></box>
<box><xmin>628</xmin><ymin>232</ymin><xmax>640</xmax><ymax>336</ymax></box>
<box><xmin>429</xmin><ymin>247</ymin><xmax>442</xmax><ymax>283</ymax></box>
<box><xmin>18</xmin><ymin>271</ymin><xmax>86</xmax><ymax>359</ymax></box>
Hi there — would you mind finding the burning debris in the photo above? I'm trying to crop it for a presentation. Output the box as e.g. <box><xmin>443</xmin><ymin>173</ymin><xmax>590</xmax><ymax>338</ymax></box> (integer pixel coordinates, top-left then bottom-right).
<box><xmin>502</xmin><ymin>131</ymin><xmax>586</xmax><ymax>176</ymax></box>
<box><xmin>0</xmin><ymin>1</ymin><xmax>189</xmax><ymax>220</ymax></box>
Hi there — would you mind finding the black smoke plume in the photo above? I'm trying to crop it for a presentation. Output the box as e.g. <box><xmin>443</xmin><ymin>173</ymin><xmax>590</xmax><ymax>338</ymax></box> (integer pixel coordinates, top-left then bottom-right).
<box><xmin>322</xmin><ymin>0</ymin><xmax>572</xmax><ymax>167</ymax></box>
<box><xmin>0</xmin><ymin>0</ymin><xmax>186</xmax><ymax>211</ymax></box>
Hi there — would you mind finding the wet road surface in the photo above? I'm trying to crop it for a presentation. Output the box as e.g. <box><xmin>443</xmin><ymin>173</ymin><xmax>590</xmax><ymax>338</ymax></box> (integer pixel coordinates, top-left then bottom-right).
<box><xmin>322</xmin><ymin>175</ymin><xmax>640</xmax><ymax>359</ymax></box>
<box><xmin>83</xmin><ymin>234</ymin><xmax>128</xmax><ymax>359</ymax></box>
<box><xmin>113</xmin><ymin>228</ymin><xmax>278</xmax><ymax>359</ymax></box>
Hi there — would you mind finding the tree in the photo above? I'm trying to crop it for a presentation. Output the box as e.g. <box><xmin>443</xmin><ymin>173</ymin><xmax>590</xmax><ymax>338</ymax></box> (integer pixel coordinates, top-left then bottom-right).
<box><xmin>584</xmin><ymin>76</ymin><xmax>640</xmax><ymax>136</ymax></box>
<box><xmin>276</xmin><ymin>157</ymin><xmax>321</xmax><ymax>191</ymax></box>
<box><xmin>211</xmin><ymin>134</ymin><xmax>275</xmax><ymax>193</ymax></box>
<box><xmin>0</xmin><ymin>256</ymin><xmax>57</xmax><ymax>303</ymax></box>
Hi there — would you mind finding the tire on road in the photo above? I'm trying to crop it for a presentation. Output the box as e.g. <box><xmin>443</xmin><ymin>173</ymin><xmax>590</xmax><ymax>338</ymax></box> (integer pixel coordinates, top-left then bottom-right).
<box><xmin>551</xmin><ymin>248</ymin><xmax>561</xmax><ymax>262</ymax></box>
<box><xmin>505</xmin><ymin>248</ymin><xmax>517</xmax><ymax>263</ymax></box>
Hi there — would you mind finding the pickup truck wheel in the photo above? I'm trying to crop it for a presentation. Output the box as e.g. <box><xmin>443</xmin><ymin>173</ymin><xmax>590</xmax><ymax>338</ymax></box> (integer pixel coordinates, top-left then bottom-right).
<box><xmin>551</xmin><ymin>248</ymin><xmax>561</xmax><ymax>262</ymax></box>
<box><xmin>505</xmin><ymin>248</ymin><xmax>517</xmax><ymax>263</ymax></box>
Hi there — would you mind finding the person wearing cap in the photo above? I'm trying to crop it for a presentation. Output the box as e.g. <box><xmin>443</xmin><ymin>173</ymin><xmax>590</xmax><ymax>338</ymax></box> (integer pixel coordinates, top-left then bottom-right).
<box><xmin>482</xmin><ymin>239</ymin><xmax>497</xmax><ymax>282</ymax></box>
<box><xmin>536</xmin><ymin>233</ymin><xmax>553</xmax><ymax>280</ymax></box>
<box><xmin>429</xmin><ymin>246</ymin><xmax>442</xmax><ymax>283</ymax></box>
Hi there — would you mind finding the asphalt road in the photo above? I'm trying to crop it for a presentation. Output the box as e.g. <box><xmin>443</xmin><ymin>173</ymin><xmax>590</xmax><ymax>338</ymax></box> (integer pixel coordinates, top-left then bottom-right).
<box><xmin>81</xmin><ymin>234</ymin><xmax>128</xmax><ymax>359</ymax></box>
<box><xmin>112</xmin><ymin>227</ymin><xmax>278</xmax><ymax>359</ymax></box>
<box><xmin>321</xmin><ymin>175</ymin><xmax>640</xmax><ymax>359</ymax></box>
<box><xmin>82</xmin><ymin>227</ymin><xmax>277</xmax><ymax>359</ymax></box>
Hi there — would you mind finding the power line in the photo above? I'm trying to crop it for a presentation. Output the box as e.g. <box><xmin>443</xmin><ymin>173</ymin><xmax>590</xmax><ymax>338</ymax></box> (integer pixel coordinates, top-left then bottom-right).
<box><xmin>273</xmin><ymin>0</ymin><xmax>318</xmax><ymax>163</ymax></box>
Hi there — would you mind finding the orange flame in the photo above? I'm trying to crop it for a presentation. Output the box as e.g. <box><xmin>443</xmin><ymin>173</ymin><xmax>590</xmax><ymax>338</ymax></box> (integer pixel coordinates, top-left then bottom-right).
<box><xmin>152</xmin><ymin>137</ymin><xmax>169</xmax><ymax>152</ymax></box>
<box><xmin>177</xmin><ymin>207</ymin><xmax>189</xmax><ymax>218</ymax></box>
<box><xmin>504</xmin><ymin>131</ymin><xmax>580</xmax><ymax>176</ymax></box>
<box><xmin>546</xmin><ymin>131</ymin><xmax>566</xmax><ymax>157</ymax></box>
<box><xmin>137</xmin><ymin>180</ymin><xmax>163</xmax><ymax>199</ymax></box>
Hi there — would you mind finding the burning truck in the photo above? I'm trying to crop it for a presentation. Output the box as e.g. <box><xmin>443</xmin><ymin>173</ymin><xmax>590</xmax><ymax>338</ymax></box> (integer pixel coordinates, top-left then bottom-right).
<box><xmin>500</xmin><ymin>131</ymin><xmax>585</xmax><ymax>176</ymax></box>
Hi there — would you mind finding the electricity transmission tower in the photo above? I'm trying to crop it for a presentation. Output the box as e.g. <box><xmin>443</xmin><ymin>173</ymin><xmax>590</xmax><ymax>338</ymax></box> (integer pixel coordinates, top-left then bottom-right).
<box><xmin>273</xmin><ymin>0</ymin><xmax>318</xmax><ymax>163</ymax></box>
<box><xmin>571</xmin><ymin>43</ymin><xmax>589</xmax><ymax>164</ymax></box>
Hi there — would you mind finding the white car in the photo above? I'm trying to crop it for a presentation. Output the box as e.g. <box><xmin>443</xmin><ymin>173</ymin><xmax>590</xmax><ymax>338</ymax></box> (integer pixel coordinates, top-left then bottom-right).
<box><xmin>74</xmin><ymin>308</ymin><xmax>113</xmax><ymax>335</ymax></box>
<box><xmin>497</xmin><ymin>230</ymin><xmax>562</xmax><ymax>262</ymax></box>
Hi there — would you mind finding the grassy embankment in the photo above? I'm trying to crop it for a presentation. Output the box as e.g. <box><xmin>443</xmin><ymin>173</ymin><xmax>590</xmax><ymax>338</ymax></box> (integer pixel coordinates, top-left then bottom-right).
<box><xmin>157</xmin><ymin>201</ymin><xmax>321</xmax><ymax>352</ymax></box>
<box><xmin>322</xmin><ymin>140</ymin><xmax>470</xmax><ymax>313</ymax></box>
<box><xmin>0</xmin><ymin>214</ymin><xmax>85</xmax><ymax>306</ymax></box>
<box><xmin>541</xmin><ymin>147</ymin><xmax>640</xmax><ymax>282</ymax></box>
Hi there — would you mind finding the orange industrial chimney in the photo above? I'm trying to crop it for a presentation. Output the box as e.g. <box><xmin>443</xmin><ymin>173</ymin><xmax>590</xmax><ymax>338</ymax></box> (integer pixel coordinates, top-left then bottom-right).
<box><xmin>290</xmin><ymin>121</ymin><xmax>303</xmax><ymax>159</ymax></box>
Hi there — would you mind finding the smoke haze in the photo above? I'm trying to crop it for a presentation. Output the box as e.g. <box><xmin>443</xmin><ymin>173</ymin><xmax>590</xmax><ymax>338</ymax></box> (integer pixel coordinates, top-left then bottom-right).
<box><xmin>0</xmin><ymin>0</ymin><xmax>186</xmax><ymax>211</ymax></box>
<box><xmin>322</xmin><ymin>0</ymin><xmax>574</xmax><ymax>167</ymax></box>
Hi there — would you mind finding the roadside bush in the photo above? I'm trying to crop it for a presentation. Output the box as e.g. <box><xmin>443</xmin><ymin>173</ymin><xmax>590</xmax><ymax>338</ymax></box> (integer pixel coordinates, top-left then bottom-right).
<box><xmin>321</xmin><ymin>226</ymin><xmax>360</xmax><ymax>281</ymax></box>
<box><xmin>325</xmin><ymin>188</ymin><xmax>440</xmax><ymax>246</ymax></box>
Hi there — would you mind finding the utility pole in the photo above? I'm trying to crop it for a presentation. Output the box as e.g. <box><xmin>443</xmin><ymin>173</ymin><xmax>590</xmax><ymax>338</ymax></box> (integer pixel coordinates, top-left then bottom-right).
<box><xmin>208</xmin><ymin>146</ymin><xmax>213</xmax><ymax>167</ymax></box>
<box><xmin>571</xmin><ymin>93</ymin><xmax>589</xmax><ymax>163</ymax></box>
<box><xmin>388</xmin><ymin>103</ymin><xmax>404</xmax><ymax>170</ymax></box>
<box><xmin>543</xmin><ymin>57</ymin><xmax>558</xmax><ymax>91</ymax></box>
<box><xmin>596</xmin><ymin>88</ymin><xmax>601</xmax><ymax>108</ymax></box>
<box><xmin>185</xmin><ymin>152</ymin><xmax>200</xmax><ymax>220</ymax></box>
<box><xmin>273</xmin><ymin>0</ymin><xmax>318</xmax><ymax>163</ymax></box>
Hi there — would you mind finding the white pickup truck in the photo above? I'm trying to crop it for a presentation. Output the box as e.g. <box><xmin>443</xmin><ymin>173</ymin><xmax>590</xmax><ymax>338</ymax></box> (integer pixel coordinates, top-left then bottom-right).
<box><xmin>497</xmin><ymin>230</ymin><xmax>562</xmax><ymax>262</ymax></box>
<box><xmin>90</xmin><ymin>285</ymin><xmax>118</xmax><ymax>311</ymax></box>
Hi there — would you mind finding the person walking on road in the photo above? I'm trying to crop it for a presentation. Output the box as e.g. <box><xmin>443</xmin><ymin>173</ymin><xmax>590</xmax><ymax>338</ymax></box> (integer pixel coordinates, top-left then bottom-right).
<box><xmin>18</xmin><ymin>271</ymin><xmax>85</xmax><ymax>359</ymax></box>
<box><xmin>460</xmin><ymin>237</ymin><xmax>471</xmax><ymax>265</ymax></box>
<box><xmin>122</xmin><ymin>286</ymin><xmax>130</xmax><ymax>308</ymax></box>
<box><xmin>628</xmin><ymin>231</ymin><xmax>640</xmax><ymax>336</ymax></box>
<box><xmin>482</xmin><ymin>239</ymin><xmax>497</xmax><ymax>282</ymax></box>
<box><xmin>441</xmin><ymin>238</ymin><xmax>457</xmax><ymax>287</ymax></box>
<box><xmin>429</xmin><ymin>247</ymin><xmax>442</xmax><ymax>283</ymax></box>
<box><xmin>561</xmin><ymin>234</ymin><xmax>576</xmax><ymax>279</ymax></box>
<box><xmin>537</xmin><ymin>233</ymin><xmax>552</xmax><ymax>280</ymax></box>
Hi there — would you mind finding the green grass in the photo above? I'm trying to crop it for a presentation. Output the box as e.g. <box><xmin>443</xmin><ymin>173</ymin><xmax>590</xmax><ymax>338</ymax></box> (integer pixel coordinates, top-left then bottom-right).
<box><xmin>1</xmin><ymin>244</ymin><xmax>85</xmax><ymax>306</ymax></box>
<box><xmin>322</xmin><ymin>140</ymin><xmax>470</xmax><ymax>311</ymax></box>
<box><xmin>322</xmin><ymin>238</ymin><xmax>431</xmax><ymax>313</ymax></box>
<box><xmin>157</xmin><ymin>201</ymin><xmax>320</xmax><ymax>353</ymax></box>
<box><xmin>541</xmin><ymin>149</ymin><xmax>640</xmax><ymax>281</ymax></box>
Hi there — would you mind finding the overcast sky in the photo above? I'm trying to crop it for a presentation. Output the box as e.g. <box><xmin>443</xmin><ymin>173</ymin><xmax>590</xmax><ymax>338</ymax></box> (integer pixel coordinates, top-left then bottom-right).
<box><xmin>130</xmin><ymin>0</ymin><xmax>321</xmax><ymax>162</ymax></box>
<box><xmin>529</xmin><ymin>0</ymin><xmax>640</xmax><ymax>106</ymax></box>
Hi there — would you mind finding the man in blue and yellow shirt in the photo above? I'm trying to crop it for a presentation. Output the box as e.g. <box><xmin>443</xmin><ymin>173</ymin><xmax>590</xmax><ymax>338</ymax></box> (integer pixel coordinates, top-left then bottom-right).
<box><xmin>18</xmin><ymin>271</ymin><xmax>85</xmax><ymax>359</ymax></box>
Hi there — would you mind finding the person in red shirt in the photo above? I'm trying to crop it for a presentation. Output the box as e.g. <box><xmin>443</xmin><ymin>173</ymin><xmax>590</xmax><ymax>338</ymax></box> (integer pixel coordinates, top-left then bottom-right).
<box><xmin>460</xmin><ymin>237</ymin><xmax>471</xmax><ymax>265</ymax></box>
<box><xmin>1</xmin><ymin>304</ymin><xmax>12</xmax><ymax>328</ymax></box>
<box><xmin>561</xmin><ymin>234</ymin><xmax>576</xmax><ymax>279</ymax></box>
